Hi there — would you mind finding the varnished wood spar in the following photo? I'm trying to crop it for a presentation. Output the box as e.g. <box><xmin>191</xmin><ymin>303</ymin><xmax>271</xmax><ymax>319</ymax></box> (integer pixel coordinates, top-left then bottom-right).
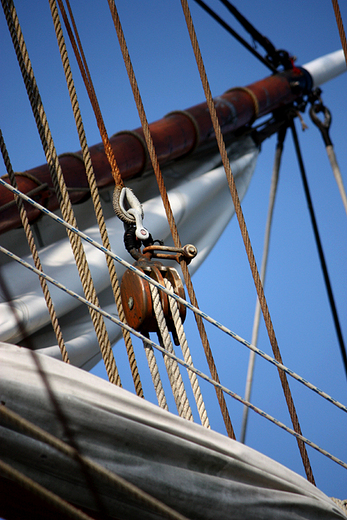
<box><xmin>0</xmin><ymin>68</ymin><xmax>310</xmax><ymax>235</ymax></box>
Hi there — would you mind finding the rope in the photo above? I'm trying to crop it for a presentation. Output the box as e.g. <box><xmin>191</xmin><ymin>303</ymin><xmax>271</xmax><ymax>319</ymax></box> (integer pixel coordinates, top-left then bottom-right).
<box><xmin>107</xmin><ymin>0</ymin><xmax>236</xmax><ymax>440</ymax></box>
<box><xmin>180</xmin><ymin>0</ymin><xmax>315</xmax><ymax>484</ymax></box>
<box><xmin>1</xmin><ymin>258</ymin><xmax>346</xmax><ymax>472</ymax></box>
<box><xmin>240</xmin><ymin>127</ymin><xmax>285</xmax><ymax>444</ymax></box>
<box><xmin>226</xmin><ymin>87</ymin><xmax>259</xmax><ymax>123</ymax></box>
<box><xmin>0</xmin><ymin>458</ymin><xmax>95</xmax><ymax>520</ymax></box>
<box><xmin>2</xmin><ymin>180</ymin><xmax>347</xmax><ymax>416</ymax></box>
<box><xmin>326</xmin><ymin>144</ymin><xmax>347</xmax><ymax>216</ymax></box>
<box><xmin>149</xmin><ymin>282</ymin><xmax>193</xmax><ymax>421</ymax></box>
<box><xmin>332</xmin><ymin>0</ymin><xmax>347</xmax><ymax>67</ymax></box>
<box><xmin>309</xmin><ymin>102</ymin><xmax>347</xmax><ymax>217</ymax></box>
<box><xmin>0</xmin><ymin>131</ymin><xmax>69</xmax><ymax>364</ymax></box>
<box><xmin>165</xmin><ymin>110</ymin><xmax>201</xmax><ymax>152</ymax></box>
<box><xmin>165</xmin><ymin>279</ymin><xmax>210</xmax><ymax>428</ymax></box>
<box><xmin>290</xmin><ymin>121</ymin><xmax>347</xmax><ymax>379</ymax></box>
<box><xmin>49</xmin><ymin>0</ymin><xmax>143</xmax><ymax>397</ymax></box>
<box><xmin>0</xmin><ymin>405</ymin><xmax>189</xmax><ymax>520</ymax></box>
<box><xmin>142</xmin><ymin>333</ymin><xmax>169</xmax><ymax>410</ymax></box>
<box><xmin>1</xmin><ymin>0</ymin><xmax>120</xmax><ymax>386</ymax></box>
<box><xmin>55</xmin><ymin>0</ymin><xmax>123</xmax><ymax>188</ymax></box>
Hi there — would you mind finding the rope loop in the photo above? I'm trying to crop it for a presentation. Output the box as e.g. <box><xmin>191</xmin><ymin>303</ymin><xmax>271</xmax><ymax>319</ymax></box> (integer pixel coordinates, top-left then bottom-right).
<box><xmin>309</xmin><ymin>103</ymin><xmax>332</xmax><ymax>146</ymax></box>
<box><xmin>225</xmin><ymin>87</ymin><xmax>259</xmax><ymax>124</ymax></box>
<box><xmin>165</xmin><ymin>110</ymin><xmax>201</xmax><ymax>153</ymax></box>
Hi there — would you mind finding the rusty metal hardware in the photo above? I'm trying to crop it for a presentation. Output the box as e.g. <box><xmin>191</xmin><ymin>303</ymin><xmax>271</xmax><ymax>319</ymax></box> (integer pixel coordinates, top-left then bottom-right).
<box><xmin>120</xmin><ymin>258</ymin><xmax>186</xmax><ymax>342</ymax></box>
<box><xmin>142</xmin><ymin>243</ymin><xmax>197</xmax><ymax>264</ymax></box>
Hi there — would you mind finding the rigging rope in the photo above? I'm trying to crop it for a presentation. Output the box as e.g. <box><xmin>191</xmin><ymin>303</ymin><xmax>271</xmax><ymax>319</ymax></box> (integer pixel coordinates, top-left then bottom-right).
<box><xmin>1</xmin><ymin>0</ymin><xmax>121</xmax><ymax>386</ymax></box>
<box><xmin>0</xmin><ymin>130</ymin><xmax>69</xmax><ymax>364</ymax></box>
<box><xmin>332</xmin><ymin>0</ymin><xmax>347</xmax><ymax>67</ymax></box>
<box><xmin>290</xmin><ymin>120</ymin><xmax>347</xmax><ymax>379</ymax></box>
<box><xmin>55</xmin><ymin>0</ymin><xmax>123</xmax><ymax>189</ymax></box>
<box><xmin>165</xmin><ymin>279</ymin><xmax>210</xmax><ymax>428</ymax></box>
<box><xmin>150</xmin><ymin>282</ymin><xmax>193</xmax><ymax>421</ymax></box>
<box><xmin>240</xmin><ymin>126</ymin><xmax>286</xmax><ymax>444</ymax></box>
<box><xmin>180</xmin><ymin>0</ymin><xmax>315</xmax><ymax>484</ymax></box>
<box><xmin>106</xmin><ymin>0</ymin><xmax>236</xmax><ymax>440</ymax></box>
<box><xmin>0</xmin><ymin>405</ymin><xmax>189</xmax><ymax>520</ymax></box>
<box><xmin>143</xmin><ymin>332</ymin><xmax>169</xmax><ymax>410</ymax></box>
<box><xmin>1</xmin><ymin>250</ymin><xmax>346</xmax><ymax>472</ymax></box>
<box><xmin>2</xmin><ymin>179</ymin><xmax>346</xmax><ymax>416</ymax></box>
<box><xmin>0</xmin><ymin>458</ymin><xmax>95</xmax><ymax>520</ymax></box>
<box><xmin>49</xmin><ymin>0</ymin><xmax>143</xmax><ymax>397</ymax></box>
<box><xmin>309</xmin><ymin>101</ymin><xmax>347</xmax><ymax>216</ymax></box>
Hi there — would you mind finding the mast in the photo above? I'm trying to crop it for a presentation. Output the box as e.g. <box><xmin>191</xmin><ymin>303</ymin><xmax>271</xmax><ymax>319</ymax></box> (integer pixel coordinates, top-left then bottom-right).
<box><xmin>0</xmin><ymin>65</ymin><xmax>311</xmax><ymax>235</ymax></box>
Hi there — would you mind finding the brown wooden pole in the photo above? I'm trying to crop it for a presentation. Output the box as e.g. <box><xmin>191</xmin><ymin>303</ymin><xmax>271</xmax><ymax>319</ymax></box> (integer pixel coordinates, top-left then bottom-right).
<box><xmin>0</xmin><ymin>68</ymin><xmax>311</xmax><ymax>234</ymax></box>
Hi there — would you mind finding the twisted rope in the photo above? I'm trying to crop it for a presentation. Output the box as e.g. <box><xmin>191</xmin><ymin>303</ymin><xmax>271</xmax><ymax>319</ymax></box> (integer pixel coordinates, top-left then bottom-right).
<box><xmin>3</xmin><ymin>179</ymin><xmax>347</xmax><ymax>416</ymax></box>
<box><xmin>0</xmin><ymin>131</ymin><xmax>69</xmax><ymax>364</ymax></box>
<box><xmin>149</xmin><ymin>283</ymin><xmax>193</xmax><ymax>421</ymax></box>
<box><xmin>165</xmin><ymin>279</ymin><xmax>210</xmax><ymax>428</ymax></box>
<box><xmin>241</xmin><ymin>128</ymin><xmax>285</xmax><ymax>443</ymax></box>
<box><xmin>56</xmin><ymin>0</ymin><xmax>123</xmax><ymax>188</ymax></box>
<box><xmin>1</xmin><ymin>253</ymin><xmax>346</xmax><ymax>473</ymax></box>
<box><xmin>142</xmin><ymin>334</ymin><xmax>168</xmax><ymax>410</ymax></box>
<box><xmin>1</xmin><ymin>0</ymin><xmax>120</xmax><ymax>386</ymax></box>
<box><xmin>49</xmin><ymin>0</ymin><xmax>143</xmax><ymax>397</ymax></box>
<box><xmin>0</xmin><ymin>458</ymin><xmax>95</xmax><ymax>520</ymax></box>
<box><xmin>180</xmin><ymin>0</ymin><xmax>314</xmax><ymax>484</ymax></box>
<box><xmin>107</xmin><ymin>0</ymin><xmax>235</xmax><ymax>439</ymax></box>
<box><xmin>326</xmin><ymin>145</ymin><xmax>347</xmax><ymax>216</ymax></box>
<box><xmin>0</xmin><ymin>405</ymin><xmax>189</xmax><ymax>520</ymax></box>
<box><xmin>332</xmin><ymin>0</ymin><xmax>347</xmax><ymax>67</ymax></box>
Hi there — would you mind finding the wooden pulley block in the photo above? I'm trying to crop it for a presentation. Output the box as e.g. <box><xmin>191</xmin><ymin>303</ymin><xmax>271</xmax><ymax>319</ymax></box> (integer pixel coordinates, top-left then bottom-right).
<box><xmin>120</xmin><ymin>261</ymin><xmax>186</xmax><ymax>335</ymax></box>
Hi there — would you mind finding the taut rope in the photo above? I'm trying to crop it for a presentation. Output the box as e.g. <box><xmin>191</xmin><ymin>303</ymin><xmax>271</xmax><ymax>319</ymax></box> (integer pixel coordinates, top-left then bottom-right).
<box><xmin>180</xmin><ymin>0</ymin><xmax>315</xmax><ymax>484</ymax></box>
<box><xmin>0</xmin><ymin>130</ymin><xmax>69</xmax><ymax>364</ymax></box>
<box><xmin>107</xmin><ymin>0</ymin><xmax>236</xmax><ymax>440</ymax></box>
<box><xmin>1</xmin><ymin>0</ymin><xmax>120</xmax><ymax>386</ymax></box>
<box><xmin>49</xmin><ymin>0</ymin><xmax>143</xmax><ymax>397</ymax></box>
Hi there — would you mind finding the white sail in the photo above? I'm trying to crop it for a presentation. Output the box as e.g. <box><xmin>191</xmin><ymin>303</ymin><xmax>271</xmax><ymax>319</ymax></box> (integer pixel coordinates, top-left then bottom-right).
<box><xmin>0</xmin><ymin>137</ymin><xmax>258</xmax><ymax>368</ymax></box>
<box><xmin>0</xmin><ymin>342</ymin><xmax>345</xmax><ymax>520</ymax></box>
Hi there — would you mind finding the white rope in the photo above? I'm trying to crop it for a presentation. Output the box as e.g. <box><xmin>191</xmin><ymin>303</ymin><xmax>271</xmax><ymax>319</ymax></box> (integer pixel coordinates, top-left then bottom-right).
<box><xmin>149</xmin><ymin>283</ymin><xmax>193</xmax><ymax>421</ymax></box>
<box><xmin>164</xmin><ymin>279</ymin><xmax>210</xmax><ymax>428</ymax></box>
<box><xmin>241</xmin><ymin>132</ymin><xmax>283</xmax><ymax>443</ymax></box>
<box><xmin>142</xmin><ymin>335</ymin><xmax>168</xmax><ymax>410</ymax></box>
<box><xmin>326</xmin><ymin>144</ymin><xmax>347</xmax><ymax>216</ymax></box>
<box><xmin>1</xmin><ymin>179</ymin><xmax>346</xmax><ymax>416</ymax></box>
<box><xmin>1</xmin><ymin>243</ymin><xmax>347</xmax><ymax>471</ymax></box>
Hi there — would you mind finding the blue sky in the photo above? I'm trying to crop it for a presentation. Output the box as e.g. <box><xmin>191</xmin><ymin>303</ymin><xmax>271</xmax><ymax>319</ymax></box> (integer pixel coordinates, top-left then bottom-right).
<box><xmin>1</xmin><ymin>0</ymin><xmax>346</xmax><ymax>500</ymax></box>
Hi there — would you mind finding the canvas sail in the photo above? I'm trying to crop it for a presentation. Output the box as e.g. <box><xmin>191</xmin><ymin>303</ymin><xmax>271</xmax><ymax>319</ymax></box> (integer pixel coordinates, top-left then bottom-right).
<box><xmin>0</xmin><ymin>342</ymin><xmax>345</xmax><ymax>520</ymax></box>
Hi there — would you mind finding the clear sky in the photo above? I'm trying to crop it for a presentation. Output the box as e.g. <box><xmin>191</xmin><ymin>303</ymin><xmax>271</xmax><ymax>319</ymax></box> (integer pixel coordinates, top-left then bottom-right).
<box><xmin>1</xmin><ymin>0</ymin><xmax>346</xmax><ymax>501</ymax></box>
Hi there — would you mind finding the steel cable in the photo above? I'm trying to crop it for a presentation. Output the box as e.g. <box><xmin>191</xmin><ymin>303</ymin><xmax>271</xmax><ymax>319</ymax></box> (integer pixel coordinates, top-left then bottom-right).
<box><xmin>1</xmin><ymin>250</ymin><xmax>346</xmax><ymax>472</ymax></box>
<box><xmin>107</xmin><ymin>0</ymin><xmax>236</xmax><ymax>440</ymax></box>
<box><xmin>1</xmin><ymin>0</ymin><xmax>120</xmax><ymax>386</ymax></box>
<box><xmin>1</xmin><ymin>178</ymin><xmax>346</xmax><ymax>416</ymax></box>
<box><xmin>49</xmin><ymin>0</ymin><xmax>143</xmax><ymax>397</ymax></box>
<box><xmin>180</xmin><ymin>0</ymin><xmax>315</xmax><ymax>484</ymax></box>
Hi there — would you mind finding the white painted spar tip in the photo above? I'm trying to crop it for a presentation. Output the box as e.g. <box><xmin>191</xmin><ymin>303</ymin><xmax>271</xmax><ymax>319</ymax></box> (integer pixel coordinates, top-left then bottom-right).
<box><xmin>303</xmin><ymin>49</ymin><xmax>346</xmax><ymax>88</ymax></box>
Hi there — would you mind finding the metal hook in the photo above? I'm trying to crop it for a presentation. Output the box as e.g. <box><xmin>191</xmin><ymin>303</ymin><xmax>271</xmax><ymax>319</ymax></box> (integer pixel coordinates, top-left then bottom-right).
<box><xmin>113</xmin><ymin>186</ymin><xmax>149</xmax><ymax>240</ymax></box>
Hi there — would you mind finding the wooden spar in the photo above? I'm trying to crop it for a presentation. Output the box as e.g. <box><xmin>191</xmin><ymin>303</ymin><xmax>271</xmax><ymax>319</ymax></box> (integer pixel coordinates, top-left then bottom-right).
<box><xmin>0</xmin><ymin>67</ymin><xmax>311</xmax><ymax>235</ymax></box>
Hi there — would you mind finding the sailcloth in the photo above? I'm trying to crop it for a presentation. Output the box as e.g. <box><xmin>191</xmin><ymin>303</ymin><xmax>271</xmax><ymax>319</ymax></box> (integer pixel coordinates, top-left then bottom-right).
<box><xmin>0</xmin><ymin>137</ymin><xmax>258</xmax><ymax>369</ymax></box>
<box><xmin>0</xmin><ymin>342</ymin><xmax>345</xmax><ymax>520</ymax></box>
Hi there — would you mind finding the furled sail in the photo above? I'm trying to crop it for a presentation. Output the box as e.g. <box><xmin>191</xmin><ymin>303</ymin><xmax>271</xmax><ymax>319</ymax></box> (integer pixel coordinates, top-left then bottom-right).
<box><xmin>0</xmin><ymin>342</ymin><xmax>345</xmax><ymax>520</ymax></box>
<box><xmin>0</xmin><ymin>137</ymin><xmax>258</xmax><ymax>368</ymax></box>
